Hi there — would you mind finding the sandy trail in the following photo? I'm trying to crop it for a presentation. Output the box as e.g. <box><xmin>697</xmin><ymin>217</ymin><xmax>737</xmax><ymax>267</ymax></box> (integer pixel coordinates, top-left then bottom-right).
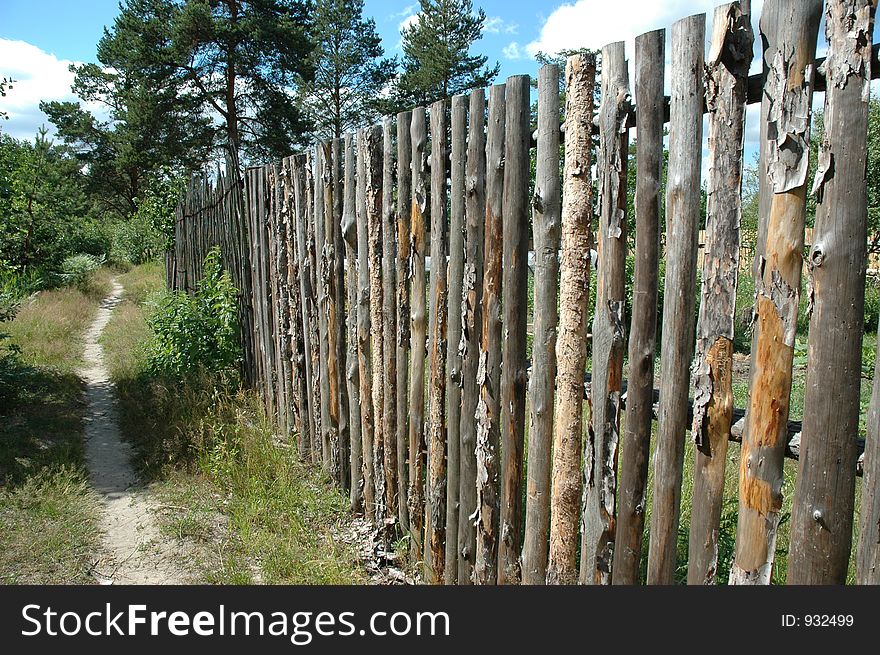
<box><xmin>81</xmin><ymin>278</ymin><xmax>187</xmax><ymax>585</ymax></box>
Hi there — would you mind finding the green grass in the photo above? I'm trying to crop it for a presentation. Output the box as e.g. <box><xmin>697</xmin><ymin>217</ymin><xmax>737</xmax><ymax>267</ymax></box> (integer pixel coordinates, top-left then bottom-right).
<box><xmin>101</xmin><ymin>261</ymin><xmax>366</xmax><ymax>584</ymax></box>
<box><xmin>0</xmin><ymin>268</ymin><xmax>109</xmax><ymax>584</ymax></box>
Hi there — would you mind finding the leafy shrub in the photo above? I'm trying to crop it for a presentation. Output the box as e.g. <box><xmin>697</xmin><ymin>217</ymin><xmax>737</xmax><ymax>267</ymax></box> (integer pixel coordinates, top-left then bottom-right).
<box><xmin>58</xmin><ymin>253</ymin><xmax>104</xmax><ymax>292</ymax></box>
<box><xmin>864</xmin><ymin>274</ymin><xmax>880</xmax><ymax>334</ymax></box>
<box><xmin>110</xmin><ymin>213</ymin><xmax>165</xmax><ymax>266</ymax></box>
<box><xmin>146</xmin><ymin>247</ymin><xmax>240</xmax><ymax>377</ymax></box>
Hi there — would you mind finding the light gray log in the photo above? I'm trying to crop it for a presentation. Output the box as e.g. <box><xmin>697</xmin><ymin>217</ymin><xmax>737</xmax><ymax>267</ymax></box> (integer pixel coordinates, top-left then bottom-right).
<box><xmin>445</xmin><ymin>95</ymin><xmax>467</xmax><ymax>585</ymax></box>
<box><xmin>790</xmin><ymin>0</ymin><xmax>874</xmax><ymax>585</ymax></box>
<box><xmin>382</xmin><ymin>117</ymin><xmax>398</xmax><ymax>523</ymax></box>
<box><xmin>333</xmin><ymin>138</ymin><xmax>351</xmax><ymax>491</ymax></box>
<box><xmin>522</xmin><ymin>64</ymin><xmax>561</xmax><ymax>586</ymax></box>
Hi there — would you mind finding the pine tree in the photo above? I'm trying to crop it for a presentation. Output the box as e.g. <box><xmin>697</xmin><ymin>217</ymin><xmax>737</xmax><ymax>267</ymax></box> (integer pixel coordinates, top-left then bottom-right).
<box><xmin>299</xmin><ymin>0</ymin><xmax>396</xmax><ymax>141</ymax></box>
<box><xmin>392</xmin><ymin>0</ymin><xmax>499</xmax><ymax>109</ymax></box>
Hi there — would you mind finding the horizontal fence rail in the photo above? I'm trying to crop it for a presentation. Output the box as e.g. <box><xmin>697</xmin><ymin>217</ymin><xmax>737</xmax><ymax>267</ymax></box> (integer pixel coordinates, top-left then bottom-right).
<box><xmin>171</xmin><ymin>0</ymin><xmax>880</xmax><ymax>585</ymax></box>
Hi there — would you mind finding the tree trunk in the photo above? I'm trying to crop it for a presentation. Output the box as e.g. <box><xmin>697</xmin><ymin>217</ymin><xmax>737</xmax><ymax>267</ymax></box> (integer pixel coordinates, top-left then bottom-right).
<box><xmin>498</xmin><ymin>75</ymin><xmax>531</xmax><ymax>585</ymax></box>
<box><xmin>425</xmin><ymin>99</ymin><xmax>449</xmax><ymax>584</ymax></box>
<box><xmin>522</xmin><ymin>64</ymin><xmax>561</xmax><ymax>586</ymax></box>
<box><xmin>445</xmin><ymin>94</ymin><xmax>467</xmax><ymax>585</ymax></box>
<box><xmin>474</xmin><ymin>83</ymin><xmax>506</xmax><ymax>586</ymax></box>
<box><xmin>687</xmin><ymin>2</ymin><xmax>752</xmax><ymax>586</ymax></box>
<box><xmin>396</xmin><ymin>111</ymin><xmax>414</xmax><ymax>534</ymax></box>
<box><xmin>612</xmin><ymin>29</ymin><xmax>664</xmax><ymax>586</ymax></box>
<box><xmin>788</xmin><ymin>0</ymin><xmax>875</xmax><ymax>585</ymax></box>
<box><xmin>458</xmin><ymin>89</ymin><xmax>486</xmax><ymax>585</ymax></box>
<box><xmin>729</xmin><ymin>0</ymin><xmax>822</xmax><ymax>586</ymax></box>
<box><xmin>646</xmin><ymin>13</ymin><xmax>705</xmax><ymax>585</ymax></box>
<box><xmin>333</xmin><ymin>138</ymin><xmax>351</xmax><ymax>491</ymax></box>
<box><xmin>547</xmin><ymin>54</ymin><xmax>596</xmax><ymax>585</ymax></box>
<box><xmin>409</xmin><ymin>108</ymin><xmax>429</xmax><ymax>561</ymax></box>
<box><xmin>582</xmin><ymin>42</ymin><xmax>630</xmax><ymax>586</ymax></box>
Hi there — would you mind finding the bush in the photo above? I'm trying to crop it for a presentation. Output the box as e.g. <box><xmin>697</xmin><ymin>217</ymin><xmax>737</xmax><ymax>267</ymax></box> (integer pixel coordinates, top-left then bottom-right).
<box><xmin>110</xmin><ymin>214</ymin><xmax>165</xmax><ymax>266</ymax></box>
<box><xmin>58</xmin><ymin>253</ymin><xmax>104</xmax><ymax>292</ymax></box>
<box><xmin>146</xmin><ymin>247</ymin><xmax>240</xmax><ymax>378</ymax></box>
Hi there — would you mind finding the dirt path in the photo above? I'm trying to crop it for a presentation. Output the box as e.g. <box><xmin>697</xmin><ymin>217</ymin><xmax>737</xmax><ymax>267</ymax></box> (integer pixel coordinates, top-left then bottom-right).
<box><xmin>82</xmin><ymin>279</ymin><xmax>187</xmax><ymax>585</ymax></box>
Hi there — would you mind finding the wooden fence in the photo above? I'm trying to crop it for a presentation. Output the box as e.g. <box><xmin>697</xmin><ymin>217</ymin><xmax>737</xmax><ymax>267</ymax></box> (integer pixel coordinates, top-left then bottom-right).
<box><xmin>171</xmin><ymin>0</ymin><xmax>880</xmax><ymax>585</ymax></box>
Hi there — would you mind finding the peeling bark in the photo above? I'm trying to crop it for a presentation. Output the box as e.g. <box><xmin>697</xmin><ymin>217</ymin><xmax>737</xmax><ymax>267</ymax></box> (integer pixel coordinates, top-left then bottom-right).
<box><xmin>613</xmin><ymin>28</ymin><xmax>664</xmax><ymax>586</ymax></box>
<box><xmin>522</xmin><ymin>64</ymin><xmax>561</xmax><ymax>586</ymax></box>
<box><xmin>396</xmin><ymin>111</ymin><xmax>413</xmax><ymax>534</ymax></box>
<box><xmin>457</xmin><ymin>90</ymin><xmax>486</xmax><ymax>585</ymax></box>
<box><xmin>355</xmin><ymin>130</ymin><xmax>376</xmax><ymax>520</ymax></box>
<box><xmin>647</xmin><ymin>13</ymin><xmax>705</xmax><ymax>585</ymax></box>
<box><xmin>445</xmin><ymin>95</ymin><xmax>467</xmax><ymax>585</ymax></box>
<box><xmin>688</xmin><ymin>1</ymin><xmax>753</xmax><ymax>586</ymax></box>
<box><xmin>332</xmin><ymin>138</ymin><xmax>350</xmax><ymax>491</ymax></box>
<box><xmin>474</xmin><ymin>83</ymin><xmax>505</xmax><ymax>586</ymax></box>
<box><xmin>381</xmin><ymin>118</ymin><xmax>398</xmax><ymax>524</ymax></box>
<box><xmin>408</xmin><ymin>108</ymin><xmax>429</xmax><ymax>562</ymax></box>
<box><xmin>731</xmin><ymin>0</ymin><xmax>822</xmax><ymax>586</ymax></box>
<box><xmin>425</xmin><ymin>100</ymin><xmax>449</xmax><ymax>584</ymax></box>
<box><xmin>582</xmin><ymin>41</ymin><xmax>630</xmax><ymax>586</ymax></box>
<box><xmin>547</xmin><ymin>54</ymin><xmax>596</xmax><ymax>585</ymax></box>
<box><xmin>365</xmin><ymin>125</ymin><xmax>387</xmax><ymax>525</ymax></box>
<box><xmin>790</xmin><ymin>0</ymin><xmax>875</xmax><ymax>585</ymax></box>
<box><xmin>305</xmin><ymin>154</ymin><xmax>323</xmax><ymax>468</ymax></box>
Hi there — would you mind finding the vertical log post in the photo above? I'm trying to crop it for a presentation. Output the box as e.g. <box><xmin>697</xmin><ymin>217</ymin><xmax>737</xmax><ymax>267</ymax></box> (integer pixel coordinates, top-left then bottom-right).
<box><xmin>365</xmin><ymin>125</ymin><xmax>387</xmax><ymax>524</ymax></box>
<box><xmin>687</xmin><ymin>2</ymin><xmax>753</xmax><ymax>586</ymax></box>
<box><xmin>498</xmin><ymin>74</ymin><xmax>531</xmax><ymax>585</ymax></box>
<box><xmin>333</xmin><ymin>138</ymin><xmax>351</xmax><ymax>491</ymax></box>
<box><xmin>382</xmin><ymin>117</ymin><xmax>399</xmax><ymax>523</ymax></box>
<box><xmin>396</xmin><ymin>111</ymin><xmax>414</xmax><ymax>533</ymax></box>
<box><xmin>445</xmin><ymin>95</ymin><xmax>467</xmax><ymax>584</ymax></box>
<box><xmin>425</xmin><ymin>99</ymin><xmax>449</xmax><ymax>584</ymax></box>
<box><xmin>356</xmin><ymin>130</ymin><xmax>376</xmax><ymax>519</ymax></box>
<box><xmin>730</xmin><ymin>0</ymin><xmax>822</xmax><ymax>585</ymax></box>
<box><xmin>409</xmin><ymin>108</ymin><xmax>429</xmax><ymax>561</ymax></box>
<box><xmin>582</xmin><ymin>42</ymin><xmax>630</xmax><ymax>586</ymax></box>
<box><xmin>789</xmin><ymin>0</ymin><xmax>875</xmax><ymax>585</ymax></box>
<box><xmin>613</xmin><ymin>28</ymin><xmax>665</xmax><ymax>586</ymax></box>
<box><xmin>305</xmin><ymin>155</ymin><xmax>323</xmax><ymax>467</ymax></box>
<box><xmin>547</xmin><ymin>54</ymin><xmax>596</xmax><ymax>585</ymax></box>
<box><xmin>314</xmin><ymin>147</ymin><xmax>335</xmax><ymax>474</ymax></box>
<box><xmin>474</xmin><ymin>83</ymin><xmax>506</xmax><ymax>586</ymax></box>
<box><xmin>522</xmin><ymin>64</ymin><xmax>561</xmax><ymax>586</ymax></box>
<box><xmin>293</xmin><ymin>155</ymin><xmax>316</xmax><ymax>460</ymax></box>
<box><xmin>646</xmin><ymin>13</ymin><xmax>705</xmax><ymax>585</ymax></box>
<box><xmin>342</xmin><ymin>136</ymin><xmax>363</xmax><ymax>513</ymax></box>
<box><xmin>458</xmin><ymin>89</ymin><xmax>486</xmax><ymax>585</ymax></box>
<box><xmin>858</xmin><ymin>319</ymin><xmax>880</xmax><ymax>583</ymax></box>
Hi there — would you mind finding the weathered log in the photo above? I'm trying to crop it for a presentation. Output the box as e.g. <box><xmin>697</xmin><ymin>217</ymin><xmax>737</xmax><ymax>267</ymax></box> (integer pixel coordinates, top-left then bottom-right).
<box><xmin>646</xmin><ymin>13</ymin><xmax>705</xmax><ymax>585</ymax></box>
<box><xmin>858</xmin><ymin>321</ymin><xmax>880</xmax><ymax>583</ymax></box>
<box><xmin>425</xmin><ymin>100</ymin><xmax>449</xmax><ymax>584</ymax></box>
<box><xmin>582</xmin><ymin>42</ymin><xmax>630</xmax><ymax>586</ymax></box>
<box><xmin>612</xmin><ymin>28</ymin><xmax>665</xmax><ymax>586</ymax></box>
<box><xmin>365</xmin><ymin>125</ymin><xmax>387</xmax><ymax>524</ymax></box>
<box><xmin>333</xmin><ymin>138</ymin><xmax>351</xmax><ymax>491</ymax></box>
<box><xmin>730</xmin><ymin>0</ymin><xmax>822</xmax><ymax>586</ymax></box>
<box><xmin>522</xmin><ymin>64</ymin><xmax>561</xmax><ymax>586</ymax></box>
<box><xmin>547</xmin><ymin>54</ymin><xmax>596</xmax><ymax>586</ymax></box>
<box><xmin>789</xmin><ymin>0</ymin><xmax>875</xmax><ymax>585</ymax></box>
<box><xmin>474</xmin><ymin>83</ymin><xmax>505</xmax><ymax>586</ymax></box>
<box><xmin>314</xmin><ymin>146</ymin><xmax>335</xmax><ymax>474</ymax></box>
<box><xmin>498</xmin><ymin>74</ymin><xmax>531</xmax><ymax>586</ymax></box>
<box><xmin>356</xmin><ymin>130</ymin><xmax>376</xmax><ymax>519</ymax></box>
<box><xmin>445</xmin><ymin>94</ymin><xmax>467</xmax><ymax>585</ymax></box>
<box><xmin>408</xmin><ymin>107</ymin><xmax>429</xmax><ymax>562</ymax></box>
<box><xmin>687</xmin><ymin>1</ymin><xmax>753</xmax><ymax>586</ymax></box>
<box><xmin>381</xmin><ymin>117</ymin><xmax>398</xmax><ymax>523</ymax></box>
<box><xmin>342</xmin><ymin>136</ymin><xmax>363</xmax><ymax>514</ymax></box>
<box><xmin>396</xmin><ymin>111</ymin><xmax>413</xmax><ymax>533</ymax></box>
<box><xmin>458</xmin><ymin>89</ymin><xmax>486</xmax><ymax>585</ymax></box>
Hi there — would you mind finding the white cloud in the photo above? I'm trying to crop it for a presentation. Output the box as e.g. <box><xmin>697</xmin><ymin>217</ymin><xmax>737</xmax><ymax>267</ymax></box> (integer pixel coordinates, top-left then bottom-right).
<box><xmin>484</xmin><ymin>16</ymin><xmax>518</xmax><ymax>35</ymax></box>
<box><xmin>0</xmin><ymin>39</ymin><xmax>106</xmax><ymax>142</ymax></box>
<box><xmin>399</xmin><ymin>12</ymin><xmax>419</xmax><ymax>33</ymax></box>
<box><xmin>503</xmin><ymin>41</ymin><xmax>524</xmax><ymax>60</ymax></box>
<box><xmin>388</xmin><ymin>4</ymin><xmax>417</xmax><ymax>22</ymax></box>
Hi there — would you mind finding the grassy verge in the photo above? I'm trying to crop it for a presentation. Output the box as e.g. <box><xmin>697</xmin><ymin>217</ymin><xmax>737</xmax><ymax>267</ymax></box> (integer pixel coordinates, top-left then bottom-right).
<box><xmin>0</xmin><ymin>270</ymin><xmax>113</xmax><ymax>584</ymax></box>
<box><xmin>101</xmin><ymin>261</ymin><xmax>366</xmax><ymax>584</ymax></box>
